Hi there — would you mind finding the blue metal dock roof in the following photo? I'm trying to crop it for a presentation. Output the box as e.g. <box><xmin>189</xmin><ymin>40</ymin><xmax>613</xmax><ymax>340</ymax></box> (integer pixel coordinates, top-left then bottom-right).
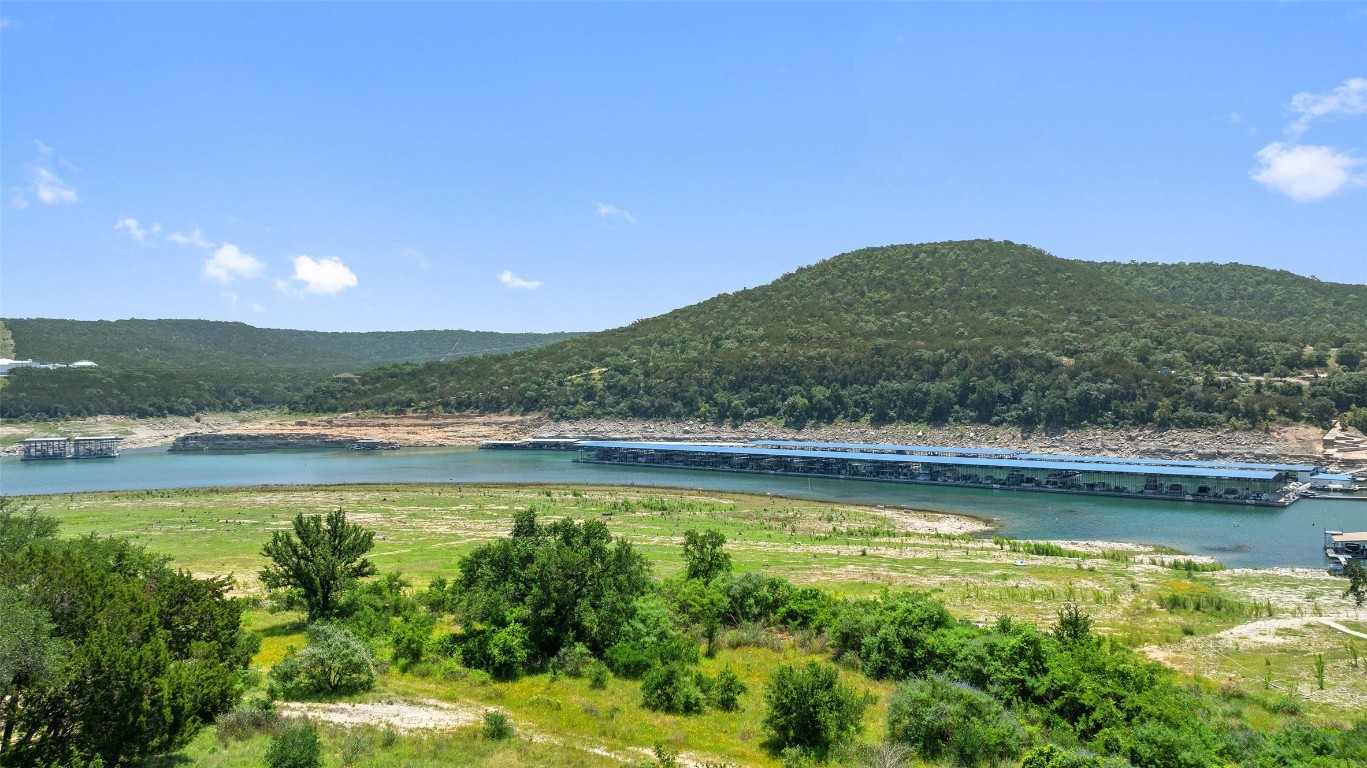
<box><xmin>576</xmin><ymin>441</ymin><xmax>1283</xmax><ymax>480</ymax></box>
<box><xmin>749</xmin><ymin>440</ymin><xmax>1017</xmax><ymax>456</ymax></box>
<box><xmin>1013</xmin><ymin>453</ymin><xmax>1313</xmax><ymax>473</ymax></box>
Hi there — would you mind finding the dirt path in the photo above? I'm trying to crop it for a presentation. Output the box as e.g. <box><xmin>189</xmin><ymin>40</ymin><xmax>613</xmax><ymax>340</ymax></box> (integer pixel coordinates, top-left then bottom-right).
<box><xmin>1318</xmin><ymin>617</ymin><xmax>1367</xmax><ymax>640</ymax></box>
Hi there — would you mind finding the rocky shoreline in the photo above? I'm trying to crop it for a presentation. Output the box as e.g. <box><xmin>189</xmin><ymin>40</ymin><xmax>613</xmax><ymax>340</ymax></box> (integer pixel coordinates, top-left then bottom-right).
<box><xmin>6</xmin><ymin>411</ymin><xmax>1365</xmax><ymax>473</ymax></box>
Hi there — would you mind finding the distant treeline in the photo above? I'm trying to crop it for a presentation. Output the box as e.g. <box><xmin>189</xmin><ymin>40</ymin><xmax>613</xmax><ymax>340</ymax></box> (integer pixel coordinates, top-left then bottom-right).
<box><xmin>290</xmin><ymin>241</ymin><xmax>1367</xmax><ymax>429</ymax></box>
<box><xmin>0</xmin><ymin>319</ymin><xmax>580</xmax><ymax>419</ymax></box>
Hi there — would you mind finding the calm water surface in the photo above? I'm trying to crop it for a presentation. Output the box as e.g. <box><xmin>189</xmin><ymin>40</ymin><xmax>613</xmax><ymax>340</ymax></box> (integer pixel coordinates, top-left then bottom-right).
<box><xmin>3</xmin><ymin>446</ymin><xmax>1365</xmax><ymax>569</ymax></box>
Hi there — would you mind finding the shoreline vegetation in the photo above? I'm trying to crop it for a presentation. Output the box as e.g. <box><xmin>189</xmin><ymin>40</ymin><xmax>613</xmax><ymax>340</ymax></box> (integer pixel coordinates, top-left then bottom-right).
<box><xmin>10</xmin><ymin>483</ymin><xmax>1365</xmax><ymax>766</ymax></box>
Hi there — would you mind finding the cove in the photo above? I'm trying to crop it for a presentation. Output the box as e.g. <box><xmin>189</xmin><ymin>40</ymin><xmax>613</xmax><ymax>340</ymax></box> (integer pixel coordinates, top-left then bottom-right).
<box><xmin>3</xmin><ymin>446</ymin><xmax>1364</xmax><ymax>569</ymax></box>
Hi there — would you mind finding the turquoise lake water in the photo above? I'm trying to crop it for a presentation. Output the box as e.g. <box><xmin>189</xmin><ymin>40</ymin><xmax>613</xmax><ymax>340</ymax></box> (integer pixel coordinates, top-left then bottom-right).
<box><xmin>3</xmin><ymin>446</ymin><xmax>1364</xmax><ymax>568</ymax></box>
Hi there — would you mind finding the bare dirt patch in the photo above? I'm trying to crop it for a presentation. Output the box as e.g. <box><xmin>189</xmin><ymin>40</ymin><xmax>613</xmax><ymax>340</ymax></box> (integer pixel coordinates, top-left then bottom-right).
<box><xmin>275</xmin><ymin>698</ymin><xmax>484</xmax><ymax>731</ymax></box>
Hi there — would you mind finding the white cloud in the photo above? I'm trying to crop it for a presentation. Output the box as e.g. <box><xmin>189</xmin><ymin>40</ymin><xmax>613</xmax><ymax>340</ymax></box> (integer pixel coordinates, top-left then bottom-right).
<box><xmin>1289</xmin><ymin>77</ymin><xmax>1367</xmax><ymax>137</ymax></box>
<box><xmin>33</xmin><ymin>139</ymin><xmax>54</xmax><ymax>155</ymax></box>
<box><xmin>168</xmin><ymin>226</ymin><xmax>212</xmax><ymax>248</ymax></box>
<box><xmin>115</xmin><ymin>217</ymin><xmax>160</xmax><ymax>243</ymax></box>
<box><xmin>596</xmin><ymin>202</ymin><xmax>636</xmax><ymax>223</ymax></box>
<box><xmin>32</xmin><ymin>166</ymin><xmax>76</xmax><ymax>205</ymax></box>
<box><xmin>203</xmin><ymin>243</ymin><xmax>264</xmax><ymax>283</ymax></box>
<box><xmin>1251</xmin><ymin>142</ymin><xmax>1365</xmax><ymax>202</ymax></box>
<box><xmin>289</xmin><ymin>255</ymin><xmax>358</xmax><ymax>294</ymax></box>
<box><xmin>499</xmin><ymin>270</ymin><xmax>543</xmax><ymax>290</ymax></box>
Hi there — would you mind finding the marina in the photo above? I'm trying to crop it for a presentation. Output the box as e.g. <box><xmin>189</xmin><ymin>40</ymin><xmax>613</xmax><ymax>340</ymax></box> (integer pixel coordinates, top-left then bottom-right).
<box><xmin>4</xmin><ymin>445</ymin><xmax>1365</xmax><ymax>568</ymax></box>
<box><xmin>572</xmin><ymin>439</ymin><xmax>1330</xmax><ymax>507</ymax></box>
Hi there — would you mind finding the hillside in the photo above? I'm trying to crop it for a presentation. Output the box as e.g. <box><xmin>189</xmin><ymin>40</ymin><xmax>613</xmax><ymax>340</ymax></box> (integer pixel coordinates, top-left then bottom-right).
<box><xmin>1094</xmin><ymin>261</ymin><xmax>1367</xmax><ymax>343</ymax></box>
<box><xmin>293</xmin><ymin>240</ymin><xmax>1367</xmax><ymax>429</ymax></box>
<box><xmin>0</xmin><ymin>319</ymin><xmax>581</xmax><ymax>418</ymax></box>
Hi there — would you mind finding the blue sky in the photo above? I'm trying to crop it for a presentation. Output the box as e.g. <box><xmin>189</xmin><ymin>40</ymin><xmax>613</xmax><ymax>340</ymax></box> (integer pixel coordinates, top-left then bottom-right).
<box><xmin>2</xmin><ymin>3</ymin><xmax>1365</xmax><ymax>334</ymax></box>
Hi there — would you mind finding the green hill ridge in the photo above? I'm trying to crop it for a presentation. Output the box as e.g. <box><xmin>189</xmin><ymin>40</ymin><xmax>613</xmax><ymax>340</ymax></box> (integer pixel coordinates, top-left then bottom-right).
<box><xmin>292</xmin><ymin>240</ymin><xmax>1367</xmax><ymax>429</ymax></box>
<box><xmin>0</xmin><ymin>320</ymin><xmax>581</xmax><ymax>418</ymax></box>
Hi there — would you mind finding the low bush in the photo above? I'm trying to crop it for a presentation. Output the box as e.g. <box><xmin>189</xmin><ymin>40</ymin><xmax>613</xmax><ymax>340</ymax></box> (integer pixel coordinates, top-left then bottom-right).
<box><xmin>762</xmin><ymin>662</ymin><xmax>866</xmax><ymax>753</ymax></box>
<box><xmin>264</xmin><ymin>721</ymin><xmax>323</xmax><ymax>768</ymax></box>
<box><xmin>588</xmin><ymin>660</ymin><xmax>610</xmax><ymax>690</ymax></box>
<box><xmin>641</xmin><ymin>664</ymin><xmax>706</xmax><ymax>715</ymax></box>
<box><xmin>710</xmin><ymin>667</ymin><xmax>747</xmax><ymax>712</ymax></box>
<box><xmin>885</xmin><ymin>675</ymin><xmax>1025</xmax><ymax>767</ymax></box>
<box><xmin>481</xmin><ymin>710</ymin><xmax>514</xmax><ymax>740</ymax></box>
<box><xmin>269</xmin><ymin>623</ymin><xmax>377</xmax><ymax>699</ymax></box>
<box><xmin>214</xmin><ymin>706</ymin><xmax>283</xmax><ymax>743</ymax></box>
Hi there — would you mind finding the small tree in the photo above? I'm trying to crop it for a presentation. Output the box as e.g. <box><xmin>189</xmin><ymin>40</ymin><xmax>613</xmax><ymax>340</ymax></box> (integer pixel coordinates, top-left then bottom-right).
<box><xmin>762</xmin><ymin>662</ymin><xmax>866</xmax><ymax>754</ymax></box>
<box><xmin>1343</xmin><ymin>561</ymin><xmax>1367</xmax><ymax>608</ymax></box>
<box><xmin>1053</xmin><ymin>603</ymin><xmax>1093</xmax><ymax>645</ymax></box>
<box><xmin>260</xmin><ymin>509</ymin><xmax>375</xmax><ymax>621</ymax></box>
<box><xmin>683</xmin><ymin>529</ymin><xmax>732</xmax><ymax>584</ymax></box>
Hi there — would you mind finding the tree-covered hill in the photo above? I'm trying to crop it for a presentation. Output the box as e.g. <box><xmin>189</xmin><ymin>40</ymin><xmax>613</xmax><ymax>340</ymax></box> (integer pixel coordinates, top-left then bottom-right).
<box><xmin>0</xmin><ymin>319</ymin><xmax>581</xmax><ymax>418</ymax></box>
<box><xmin>292</xmin><ymin>240</ymin><xmax>1367</xmax><ymax>430</ymax></box>
<box><xmin>1094</xmin><ymin>261</ymin><xmax>1367</xmax><ymax>343</ymax></box>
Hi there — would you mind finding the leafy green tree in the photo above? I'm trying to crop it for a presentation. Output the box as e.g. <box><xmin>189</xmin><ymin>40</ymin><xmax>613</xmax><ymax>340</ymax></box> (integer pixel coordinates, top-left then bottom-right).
<box><xmin>260</xmin><ymin>509</ymin><xmax>376</xmax><ymax>621</ymax></box>
<box><xmin>457</xmin><ymin>510</ymin><xmax>651</xmax><ymax>661</ymax></box>
<box><xmin>1</xmin><ymin>525</ymin><xmax>254</xmax><ymax>766</ymax></box>
<box><xmin>762</xmin><ymin>662</ymin><xmax>866</xmax><ymax>754</ymax></box>
<box><xmin>885</xmin><ymin>675</ymin><xmax>1025</xmax><ymax>767</ymax></box>
<box><xmin>682</xmin><ymin>528</ymin><xmax>732</xmax><ymax>584</ymax></box>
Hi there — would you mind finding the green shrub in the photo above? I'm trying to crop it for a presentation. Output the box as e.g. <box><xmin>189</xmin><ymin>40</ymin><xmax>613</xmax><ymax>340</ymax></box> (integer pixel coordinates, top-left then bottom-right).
<box><xmin>762</xmin><ymin>662</ymin><xmax>866</xmax><ymax>753</ymax></box>
<box><xmin>1021</xmin><ymin>743</ymin><xmax>1129</xmax><ymax>768</ymax></box>
<box><xmin>481</xmin><ymin>710</ymin><xmax>514</xmax><ymax>740</ymax></box>
<box><xmin>711</xmin><ymin>667</ymin><xmax>747</xmax><ymax>712</ymax></box>
<box><xmin>391</xmin><ymin>611</ymin><xmax>435</xmax><ymax>671</ymax></box>
<box><xmin>885</xmin><ymin>675</ymin><xmax>1025</xmax><ymax>767</ymax></box>
<box><xmin>269</xmin><ymin>623</ymin><xmax>377</xmax><ymax>699</ymax></box>
<box><xmin>456</xmin><ymin>623</ymin><xmax>531</xmax><ymax>681</ymax></box>
<box><xmin>641</xmin><ymin>663</ymin><xmax>706</xmax><ymax>715</ymax></box>
<box><xmin>556</xmin><ymin>642</ymin><xmax>594</xmax><ymax>677</ymax></box>
<box><xmin>339</xmin><ymin>730</ymin><xmax>371</xmax><ymax>767</ymax></box>
<box><xmin>264</xmin><ymin>721</ymin><xmax>322</xmax><ymax>768</ymax></box>
<box><xmin>588</xmin><ymin>660</ymin><xmax>610</xmax><ymax>690</ymax></box>
<box><xmin>605</xmin><ymin>633</ymin><xmax>698</xmax><ymax>679</ymax></box>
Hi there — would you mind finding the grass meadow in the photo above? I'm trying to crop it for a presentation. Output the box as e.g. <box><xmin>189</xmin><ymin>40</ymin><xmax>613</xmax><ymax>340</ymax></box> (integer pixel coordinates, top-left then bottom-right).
<box><xmin>18</xmin><ymin>483</ymin><xmax>1367</xmax><ymax>766</ymax></box>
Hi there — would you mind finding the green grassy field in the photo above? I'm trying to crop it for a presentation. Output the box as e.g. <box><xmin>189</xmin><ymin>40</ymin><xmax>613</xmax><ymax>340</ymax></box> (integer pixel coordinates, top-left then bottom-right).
<box><xmin>19</xmin><ymin>483</ymin><xmax>1367</xmax><ymax>767</ymax></box>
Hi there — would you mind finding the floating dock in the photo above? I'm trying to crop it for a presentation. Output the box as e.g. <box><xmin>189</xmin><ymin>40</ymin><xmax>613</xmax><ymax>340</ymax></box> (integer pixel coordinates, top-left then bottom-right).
<box><xmin>21</xmin><ymin>435</ymin><xmax>122</xmax><ymax>460</ymax></box>
<box><xmin>478</xmin><ymin>438</ymin><xmax>585</xmax><ymax>451</ymax></box>
<box><xmin>571</xmin><ymin>439</ymin><xmax>1317</xmax><ymax>507</ymax></box>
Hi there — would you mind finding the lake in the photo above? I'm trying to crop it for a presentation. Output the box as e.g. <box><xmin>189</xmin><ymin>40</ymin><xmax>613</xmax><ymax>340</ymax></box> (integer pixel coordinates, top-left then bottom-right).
<box><xmin>3</xmin><ymin>446</ymin><xmax>1364</xmax><ymax>568</ymax></box>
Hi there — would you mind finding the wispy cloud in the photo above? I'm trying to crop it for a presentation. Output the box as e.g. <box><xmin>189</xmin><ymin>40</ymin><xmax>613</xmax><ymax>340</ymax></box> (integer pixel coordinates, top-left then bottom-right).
<box><xmin>596</xmin><ymin>202</ymin><xmax>636</xmax><ymax>224</ymax></box>
<box><xmin>168</xmin><ymin>226</ymin><xmax>212</xmax><ymax>248</ymax></box>
<box><xmin>288</xmin><ymin>255</ymin><xmax>358</xmax><ymax>295</ymax></box>
<box><xmin>499</xmin><ymin>270</ymin><xmax>543</xmax><ymax>290</ymax></box>
<box><xmin>1288</xmin><ymin>77</ymin><xmax>1367</xmax><ymax>137</ymax></box>
<box><xmin>14</xmin><ymin>141</ymin><xmax>78</xmax><ymax>207</ymax></box>
<box><xmin>203</xmin><ymin>244</ymin><xmax>264</xmax><ymax>283</ymax></box>
<box><xmin>1251</xmin><ymin>142</ymin><xmax>1364</xmax><ymax>202</ymax></box>
<box><xmin>32</xmin><ymin>166</ymin><xmax>77</xmax><ymax>205</ymax></box>
<box><xmin>114</xmin><ymin>217</ymin><xmax>161</xmax><ymax>243</ymax></box>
